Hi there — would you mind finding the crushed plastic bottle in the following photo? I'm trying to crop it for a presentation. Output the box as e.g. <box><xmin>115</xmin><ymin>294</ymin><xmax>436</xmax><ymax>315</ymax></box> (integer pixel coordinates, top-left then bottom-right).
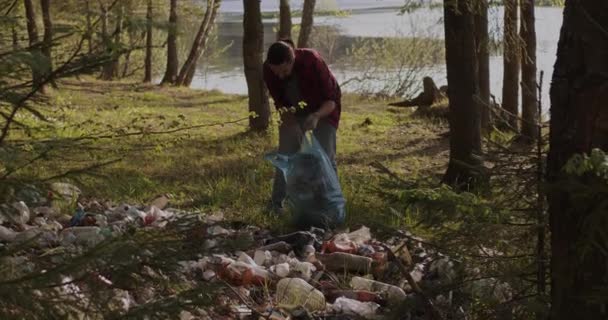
<box><xmin>288</xmin><ymin>259</ymin><xmax>316</xmax><ymax>281</ymax></box>
<box><xmin>270</xmin><ymin>263</ymin><xmax>290</xmax><ymax>278</ymax></box>
<box><xmin>347</xmin><ymin>226</ymin><xmax>372</xmax><ymax>245</ymax></box>
<box><xmin>0</xmin><ymin>202</ymin><xmax>30</xmax><ymax>225</ymax></box>
<box><xmin>0</xmin><ymin>225</ymin><xmax>17</xmax><ymax>242</ymax></box>
<box><xmin>14</xmin><ymin>227</ymin><xmax>57</xmax><ymax>248</ymax></box>
<box><xmin>276</xmin><ymin>278</ymin><xmax>326</xmax><ymax>312</ymax></box>
<box><xmin>350</xmin><ymin>276</ymin><xmax>407</xmax><ymax>304</ymax></box>
<box><xmin>322</xmin><ymin>233</ymin><xmax>358</xmax><ymax>254</ymax></box>
<box><xmin>207</xmin><ymin>225</ymin><xmax>232</xmax><ymax>236</ymax></box>
<box><xmin>325</xmin><ymin>289</ymin><xmax>384</xmax><ymax>304</ymax></box>
<box><xmin>60</xmin><ymin>226</ymin><xmax>105</xmax><ymax>247</ymax></box>
<box><xmin>216</xmin><ymin>258</ymin><xmax>270</xmax><ymax>286</ymax></box>
<box><xmin>332</xmin><ymin>297</ymin><xmax>380</xmax><ymax>319</ymax></box>
<box><xmin>49</xmin><ymin>182</ymin><xmax>81</xmax><ymax>201</ymax></box>
<box><xmin>113</xmin><ymin>204</ymin><xmax>145</xmax><ymax>222</ymax></box>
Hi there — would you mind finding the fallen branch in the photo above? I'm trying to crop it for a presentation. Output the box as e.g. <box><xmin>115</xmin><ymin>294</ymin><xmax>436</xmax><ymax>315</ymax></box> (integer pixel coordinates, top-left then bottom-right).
<box><xmin>382</xmin><ymin>243</ymin><xmax>446</xmax><ymax>320</ymax></box>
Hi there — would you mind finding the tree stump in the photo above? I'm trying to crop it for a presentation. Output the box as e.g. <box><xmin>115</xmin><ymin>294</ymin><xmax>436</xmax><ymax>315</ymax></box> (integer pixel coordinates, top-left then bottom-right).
<box><xmin>388</xmin><ymin>77</ymin><xmax>445</xmax><ymax>112</ymax></box>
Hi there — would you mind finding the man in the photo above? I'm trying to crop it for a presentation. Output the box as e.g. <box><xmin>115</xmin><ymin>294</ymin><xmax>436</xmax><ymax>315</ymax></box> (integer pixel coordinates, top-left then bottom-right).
<box><xmin>263</xmin><ymin>40</ymin><xmax>342</xmax><ymax>213</ymax></box>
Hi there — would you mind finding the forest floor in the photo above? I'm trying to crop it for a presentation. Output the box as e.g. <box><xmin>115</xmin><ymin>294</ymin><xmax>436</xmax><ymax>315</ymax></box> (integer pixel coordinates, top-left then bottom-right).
<box><xmin>11</xmin><ymin>77</ymin><xmax>450</xmax><ymax>232</ymax></box>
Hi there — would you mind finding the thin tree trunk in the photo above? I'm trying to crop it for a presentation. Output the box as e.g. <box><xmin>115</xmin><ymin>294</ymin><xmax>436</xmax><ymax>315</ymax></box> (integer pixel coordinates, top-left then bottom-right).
<box><xmin>502</xmin><ymin>0</ymin><xmax>520</xmax><ymax>130</ymax></box>
<box><xmin>161</xmin><ymin>0</ymin><xmax>178</xmax><ymax>84</ymax></box>
<box><xmin>442</xmin><ymin>0</ymin><xmax>482</xmax><ymax>188</ymax></box>
<box><xmin>85</xmin><ymin>0</ymin><xmax>93</xmax><ymax>54</ymax></box>
<box><xmin>278</xmin><ymin>0</ymin><xmax>292</xmax><ymax>40</ymax></box>
<box><xmin>298</xmin><ymin>0</ymin><xmax>315</xmax><ymax>48</ymax></box>
<box><xmin>40</xmin><ymin>0</ymin><xmax>56</xmax><ymax>88</ymax></box>
<box><xmin>520</xmin><ymin>0</ymin><xmax>538</xmax><ymax>141</ymax></box>
<box><xmin>99</xmin><ymin>3</ymin><xmax>111</xmax><ymax>80</ymax></box>
<box><xmin>144</xmin><ymin>0</ymin><xmax>153</xmax><ymax>83</ymax></box>
<box><xmin>101</xmin><ymin>3</ymin><xmax>123</xmax><ymax>80</ymax></box>
<box><xmin>122</xmin><ymin>29</ymin><xmax>138</xmax><ymax>78</ymax></box>
<box><xmin>12</xmin><ymin>24</ymin><xmax>19</xmax><ymax>50</ymax></box>
<box><xmin>24</xmin><ymin>0</ymin><xmax>44</xmax><ymax>92</ymax></box>
<box><xmin>548</xmin><ymin>1</ymin><xmax>608</xmax><ymax>319</ymax></box>
<box><xmin>243</xmin><ymin>0</ymin><xmax>270</xmax><ymax>131</ymax></box>
<box><xmin>475</xmin><ymin>0</ymin><xmax>491</xmax><ymax>133</ymax></box>
<box><xmin>175</xmin><ymin>0</ymin><xmax>221</xmax><ymax>87</ymax></box>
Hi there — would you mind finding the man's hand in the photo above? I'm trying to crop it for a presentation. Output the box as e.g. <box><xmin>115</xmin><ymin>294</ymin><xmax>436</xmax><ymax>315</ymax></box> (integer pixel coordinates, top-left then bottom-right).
<box><xmin>280</xmin><ymin>111</ymin><xmax>297</xmax><ymax>126</ymax></box>
<box><xmin>302</xmin><ymin>112</ymin><xmax>320</xmax><ymax>131</ymax></box>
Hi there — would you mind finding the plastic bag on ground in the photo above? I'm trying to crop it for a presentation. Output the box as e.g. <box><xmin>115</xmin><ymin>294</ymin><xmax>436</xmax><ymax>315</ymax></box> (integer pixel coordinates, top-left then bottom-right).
<box><xmin>265</xmin><ymin>134</ymin><xmax>346</xmax><ymax>229</ymax></box>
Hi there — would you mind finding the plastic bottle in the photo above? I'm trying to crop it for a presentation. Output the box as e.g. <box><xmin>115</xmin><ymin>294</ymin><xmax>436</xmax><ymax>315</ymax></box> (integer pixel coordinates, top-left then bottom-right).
<box><xmin>350</xmin><ymin>276</ymin><xmax>407</xmax><ymax>304</ymax></box>
<box><xmin>317</xmin><ymin>252</ymin><xmax>372</xmax><ymax>273</ymax></box>
<box><xmin>259</xmin><ymin>241</ymin><xmax>292</xmax><ymax>253</ymax></box>
<box><xmin>60</xmin><ymin>226</ymin><xmax>105</xmax><ymax>246</ymax></box>
<box><xmin>322</xmin><ymin>233</ymin><xmax>358</xmax><ymax>254</ymax></box>
<box><xmin>324</xmin><ymin>289</ymin><xmax>384</xmax><ymax>304</ymax></box>
<box><xmin>288</xmin><ymin>259</ymin><xmax>316</xmax><ymax>281</ymax></box>
<box><xmin>332</xmin><ymin>297</ymin><xmax>379</xmax><ymax>319</ymax></box>
<box><xmin>275</xmin><ymin>278</ymin><xmax>326</xmax><ymax>312</ymax></box>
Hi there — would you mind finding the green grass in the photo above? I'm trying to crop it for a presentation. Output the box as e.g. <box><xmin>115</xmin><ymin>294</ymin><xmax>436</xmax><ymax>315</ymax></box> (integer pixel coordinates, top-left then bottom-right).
<box><xmin>5</xmin><ymin>77</ymin><xmax>450</xmax><ymax>232</ymax></box>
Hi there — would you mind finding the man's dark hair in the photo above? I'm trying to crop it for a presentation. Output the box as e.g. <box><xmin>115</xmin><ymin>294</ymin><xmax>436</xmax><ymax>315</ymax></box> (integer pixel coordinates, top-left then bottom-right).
<box><xmin>266</xmin><ymin>40</ymin><xmax>294</xmax><ymax>65</ymax></box>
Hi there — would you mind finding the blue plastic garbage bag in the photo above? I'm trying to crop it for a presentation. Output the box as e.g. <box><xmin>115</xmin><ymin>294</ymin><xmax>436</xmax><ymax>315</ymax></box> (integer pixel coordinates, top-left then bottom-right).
<box><xmin>265</xmin><ymin>133</ymin><xmax>346</xmax><ymax>229</ymax></box>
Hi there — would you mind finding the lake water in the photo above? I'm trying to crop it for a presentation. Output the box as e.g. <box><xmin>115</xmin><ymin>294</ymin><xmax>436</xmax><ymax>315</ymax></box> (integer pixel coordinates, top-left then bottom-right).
<box><xmin>189</xmin><ymin>0</ymin><xmax>563</xmax><ymax>114</ymax></box>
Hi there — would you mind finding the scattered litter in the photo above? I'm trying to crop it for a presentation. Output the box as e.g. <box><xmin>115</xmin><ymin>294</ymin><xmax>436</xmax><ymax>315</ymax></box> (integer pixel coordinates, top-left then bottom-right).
<box><xmin>0</xmin><ymin>183</ymin><xmax>468</xmax><ymax>319</ymax></box>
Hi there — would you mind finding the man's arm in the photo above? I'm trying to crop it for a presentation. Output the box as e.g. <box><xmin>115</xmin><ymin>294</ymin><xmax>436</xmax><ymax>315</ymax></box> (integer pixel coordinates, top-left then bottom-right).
<box><xmin>302</xmin><ymin>51</ymin><xmax>338</xmax><ymax>131</ymax></box>
<box><xmin>264</xmin><ymin>64</ymin><xmax>297</xmax><ymax>126</ymax></box>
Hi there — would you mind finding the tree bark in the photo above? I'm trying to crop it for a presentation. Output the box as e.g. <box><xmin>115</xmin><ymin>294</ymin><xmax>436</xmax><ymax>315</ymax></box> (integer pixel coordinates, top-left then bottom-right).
<box><xmin>161</xmin><ymin>0</ymin><xmax>178</xmax><ymax>84</ymax></box>
<box><xmin>388</xmin><ymin>77</ymin><xmax>444</xmax><ymax>111</ymax></box>
<box><xmin>175</xmin><ymin>0</ymin><xmax>221</xmax><ymax>87</ymax></box>
<box><xmin>40</xmin><ymin>0</ymin><xmax>56</xmax><ymax>88</ymax></box>
<box><xmin>278</xmin><ymin>0</ymin><xmax>292</xmax><ymax>40</ymax></box>
<box><xmin>475</xmin><ymin>0</ymin><xmax>491</xmax><ymax>132</ymax></box>
<box><xmin>243</xmin><ymin>0</ymin><xmax>270</xmax><ymax>131</ymax></box>
<box><xmin>520</xmin><ymin>0</ymin><xmax>538</xmax><ymax>141</ymax></box>
<box><xmin>24</xmin><ymin>0</ymin><xmax>44</xmax><ymax>92</ymax></box>
<box><xmin>12</xmin><ymin>24</ymin><xmax>19</xmax><ymax>51</ymax></box>
<box><xmin>84</xmin><ymin>0</ymin><xmax>93</xmax><ymax>54</ymax></box>
<box><xmin>144</xmin><ymin>0</ymin><xmax>153</xmax><ymax>83</ymax></box>
<box><xmin>298</xmin><ymin>0</ymin><xmax>316</xmax><ymax>48</ymax></box>
<box><xmin>101</xmin><ymin>3</ymin><xmax>123</xmax><ymax>80</ymax></box>
<box><xmin>442</xmin><ymin>0</ymin><xmax>482</xmax><ymax>188</ymax></box>
<box><xmin>548</xmin><ymin>1</ymin><xmax>608</xmax><ymax>319</ymax></box>
<box><xmin>502</xmin><ymin>0</ymin><xmax>520</xmax><ymax>131</ymax></box>
<box><xmin>100</xmin><ymin>2</ymin><xmax>110</xmax><ymax>64</ymax></box>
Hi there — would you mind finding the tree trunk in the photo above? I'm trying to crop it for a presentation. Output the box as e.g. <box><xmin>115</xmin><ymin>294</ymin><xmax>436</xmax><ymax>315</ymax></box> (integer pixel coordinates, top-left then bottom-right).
<box><xmin>85</xmin><ymin>0</ymin><xmax>93</xmax><ymax>54</ymax></box>
<box><xmin>502</xmin><ymin>0</ymin><xmax>520</xmax><ymax>131</ymax></box>
<box><xmin>101</xmin><ymin>3</ymin><xmax>123</xmax><ymax>80</ymax></box>
<box><xmin>298</xmin><ymin>0</ymin><xmax>315</xmax><ymax>48</ymax></box>
<box><xmin>388</xmin><ymin>77</ymin><xmax>444</xmax><ymax>110</ymax></box>
<box><xmin>278</xmin><ymin>0</ymin><xmax>292</xmax><ymax>40</ymax></box>
<box><xmin>520</xmin><ymin>0</ymin><xmax>538</xmax><ymax>141</ymax></box>
<box><xmin>442</xmin><ymin>0</ymin><xmax>482</xmax><ymax>188</ymax></box>
<box><xmin>175</xmin><ymin>0</ymin><xmax>221</xmax><ymax>87</ymax></box>
<box><xmin>99</xmin><ymin>3</ymin><xmax>111</xmax><ymax>79</ymax></box>
<box><xmin>475</xmin><ymin>0</ymin><xmax>491</xmax><ymax>133</ymax></box>
<box><xmin>24</xmin><ymin>0</ymin><xmax>44</xmax><ymax>92</ymax></box>
<box><xmin>161</xmin><ymin>0</ymin><xmax>178</xmax><ymax>84</ymax></box>
<box><xmin>548</xmin><ymin>1</ymin><xmax>608</xmax><ymax>319</ymax></box>
<box><xmin>243</xmin><ymin>0</ymin><xmax>270</xmax><ymax>131</ymax></box>
<box><xmin>40</xmin><ymin>0</ymin><xmax>56</xmax><ymax>88</ymax></box>
<box><xmin>122</xmin><ymin>28</ymin><xmax>138</xmax><ymax>78</ymax></box>
<box><xmin>144</xmin><ymin>0</ymin><xmax>153</xmax><ymax>83</ymax></box>
<box><xmin>12</xmin><ymin>24</ymin><xmax>19</xmax><ymax>51</ymax></box>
